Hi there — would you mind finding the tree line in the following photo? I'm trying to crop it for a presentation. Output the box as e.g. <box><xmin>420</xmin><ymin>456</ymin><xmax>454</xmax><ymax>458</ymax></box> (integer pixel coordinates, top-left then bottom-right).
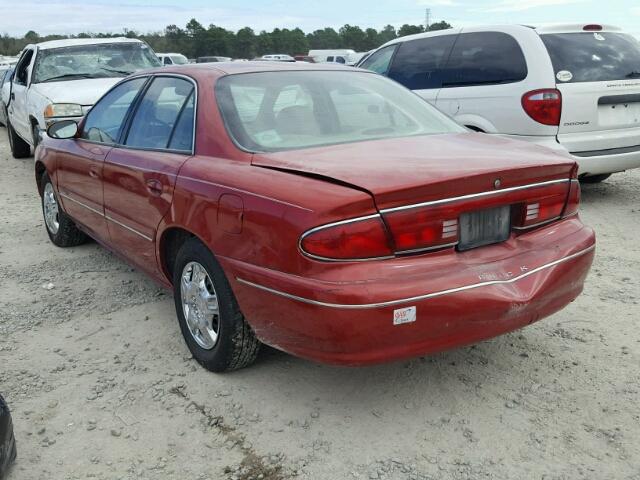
<box><xmin>0</xmin><ymin>19</ymin><xmax>452</xmax><ymax>58</ymax></box>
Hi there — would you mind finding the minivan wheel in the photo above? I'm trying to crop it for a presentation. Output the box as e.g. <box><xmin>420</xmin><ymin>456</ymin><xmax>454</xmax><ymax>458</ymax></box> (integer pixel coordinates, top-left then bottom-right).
<box><xmin>580</xmin><ymin>173</ymin><xmax>611</xmax><ymax>184</ymax></box>
<box><xmin>7</xmin><ymin>119</ymin><xmax>31</xmax><ymax>158</ymax></box>
<box><xmin>40</xmin><ymin>173</ymin><xmax>87</xmax><ymax>247</ymax></box>
<box><xmin>173</xmin><ymin>238</ymin><xmax>260</xmax><ymax>372</ymax></box>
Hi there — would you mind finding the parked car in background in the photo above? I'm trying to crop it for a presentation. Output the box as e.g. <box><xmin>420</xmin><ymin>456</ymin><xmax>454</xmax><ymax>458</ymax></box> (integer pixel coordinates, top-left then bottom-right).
<box><xmin>36</xmin><ymin>62</ymin><xmax>594</xmax><ymax>372</ymax></box>
<box><xmin>261</xmin><ymin>54</ymin><xmax>295</xmax><ymax>62</ymax></box>
<box><xmin>309</xmin><ymin>49</ymin><xmax>355</xmax><ymax>64</ymax></box>
<box><xmin>157</xmin><ymin>53</ymin><xmax>189</xmax><ymax>66</ymax></box>
<box><xmin>0</xmin><ymin>394</ymin><xmax>16</xmax><ymax>479</ymax></box>
<box><xmin>5</xmin><ymin>37</ymin><xmax>160</xmax><ymax>158</ymax></box>
<box><xmin>0</xmin><ymin>68</ymin><xmax>13</xmax><ymax>126</ymax></box>
<box><xmin>0</xmin><ymin>55</ymin><xmax>18</xmax><ymax>72</ymax></box>
<box><xmin>358</xmin><ymin>24</ymin><xmax>640</xmax><ymax>182</ymax></box>
<box><xmin>196</xmin><ymin>56</ymin><xmax>232</xmax><ymax>63</ymax></box>
<box><xmin>294</xmin><ymin>55</ymin><xmax>316</xmax><ymax>63</ymax></box>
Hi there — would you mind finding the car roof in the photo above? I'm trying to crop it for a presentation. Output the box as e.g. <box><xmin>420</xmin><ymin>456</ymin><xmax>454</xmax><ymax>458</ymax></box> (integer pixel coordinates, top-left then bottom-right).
<box><xmin>30</xmin><ymin>37</ymin><xmax>145</xmax><ymax>51</ymax></box>
<box><xmin>140</xmin><ymin>60</ymin><xmax>361</xmax><ymax>77</ymax></box>
<box><xmin>379</xmin><ymin>23</ymin><xmax>626</xmax><ymax>48</ymax></box>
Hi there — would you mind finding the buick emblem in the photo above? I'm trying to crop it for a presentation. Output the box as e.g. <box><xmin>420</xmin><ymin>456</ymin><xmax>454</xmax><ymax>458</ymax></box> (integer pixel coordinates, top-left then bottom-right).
<box><xmin>494</xmin><ymin>178</ymin><xmax>502</xmax><ymax>189</ymax></box>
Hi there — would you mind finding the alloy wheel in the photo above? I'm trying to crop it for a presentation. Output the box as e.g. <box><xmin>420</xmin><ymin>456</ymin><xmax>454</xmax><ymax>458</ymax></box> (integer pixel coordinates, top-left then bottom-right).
<box><xmin>180</xmin><ymin>261</ymin><xmax>220</xmax><ymax>350</ymax></box>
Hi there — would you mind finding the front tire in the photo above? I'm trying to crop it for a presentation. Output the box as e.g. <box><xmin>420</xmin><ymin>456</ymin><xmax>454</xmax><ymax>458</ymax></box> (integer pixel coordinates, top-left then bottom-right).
<box><xmin>7</xmin><ymin>119</ymin><xmax>31</xmax><ymax>158</ymax></box>
<box><xmin>173</xmin><ymin>238</ymin><xmax>260</xmax><ymax>372</ymax></box>
<box><xmin>41</xmin><ymin>173</ymin><xmax>87</xmax><ymax>247</ymax></box>
<box><xmin>580</xmin><ymin>173</ymin><xmax>611</xmax><ymax>184</ymax></box>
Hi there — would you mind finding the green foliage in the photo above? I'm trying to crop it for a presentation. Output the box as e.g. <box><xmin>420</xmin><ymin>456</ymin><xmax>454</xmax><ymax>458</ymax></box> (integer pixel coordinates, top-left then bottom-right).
<box><xmin>0</xmin><ymin>19</ymin><xmax>452</xmax><ymax>57</ymax></box>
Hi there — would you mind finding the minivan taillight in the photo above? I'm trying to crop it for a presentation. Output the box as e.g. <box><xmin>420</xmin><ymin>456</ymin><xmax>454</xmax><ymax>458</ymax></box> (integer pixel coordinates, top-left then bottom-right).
<box><xmin>522</xmin><ymin>89</ymin><xmax>562</xmax><ymax>126</ymax></box>
<box><xmin>300</xmin><ymin>215</ymin><xmax>393</xmax><ymax>260</ymax></box>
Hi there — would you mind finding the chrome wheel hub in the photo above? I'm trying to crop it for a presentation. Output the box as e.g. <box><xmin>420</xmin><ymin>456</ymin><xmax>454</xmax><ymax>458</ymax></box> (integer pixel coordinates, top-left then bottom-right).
<box><xmin>180</xmin><ymin>261</ymin><xmax>220</xmax><ymax>350</ymax></box>
<box><xmin>43</xmin><ymin>183</ymin><xmax>60</xmax><ymax>235</ymax></box>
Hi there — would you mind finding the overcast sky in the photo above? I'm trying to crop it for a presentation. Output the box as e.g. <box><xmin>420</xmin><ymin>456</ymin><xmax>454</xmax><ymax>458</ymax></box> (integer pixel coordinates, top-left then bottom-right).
<box><xmin>1</xmin><ymin>0</ymin><xmax>638</xmax><ymax>37</ymax></box>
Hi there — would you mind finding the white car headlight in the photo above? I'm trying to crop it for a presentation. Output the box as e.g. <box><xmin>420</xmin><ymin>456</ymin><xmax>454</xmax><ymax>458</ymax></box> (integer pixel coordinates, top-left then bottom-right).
<box><xmin>44</xmin><ymin>103</ymin><xmax>84</xmax><ymax>119</ymax></box>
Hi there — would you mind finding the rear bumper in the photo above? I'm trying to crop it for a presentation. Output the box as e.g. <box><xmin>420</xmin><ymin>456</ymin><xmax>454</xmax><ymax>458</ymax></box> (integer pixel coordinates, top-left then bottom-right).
<box><xmin>500</xmin><ymin>134</ymin><xmax>640</xmax><ymax>176</ymax></box>
<box><xmin>221</xmin><ymin>217</ymin><xmax>596</xmax><ymax>365</ymax></box>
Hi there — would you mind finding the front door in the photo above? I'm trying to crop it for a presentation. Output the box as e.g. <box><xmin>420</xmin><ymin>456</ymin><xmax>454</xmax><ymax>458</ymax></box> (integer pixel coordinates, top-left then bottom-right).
<box><xmin>8</xmin><ymin>48</ymin><xmax>34</xmax><ymax>140</ymax></box>
<box><xmin>102</xmin><ymin>75</ymin><xmax>196</xmax><ymax>275</ymax></box>
<box><xmin>57</xmin><ymin>76</ymin><xmax>149</xmax><ymax>241</ymax></box>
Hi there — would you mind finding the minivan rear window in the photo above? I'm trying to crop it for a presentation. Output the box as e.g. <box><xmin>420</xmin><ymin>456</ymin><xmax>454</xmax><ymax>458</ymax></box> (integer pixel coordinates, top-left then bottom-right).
<box><xmin>541</xmin><ymin>32</ymin><xmax>640</xmax><ymax>83</ymax></box>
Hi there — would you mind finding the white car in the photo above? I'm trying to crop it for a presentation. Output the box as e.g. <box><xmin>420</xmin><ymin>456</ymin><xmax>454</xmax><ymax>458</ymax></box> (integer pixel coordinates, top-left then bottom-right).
<box><xmin>261</xmin><ymin>54</ymin><xmax>295</xmax><ymax>62</ymax></box>
<box><xmin>157</xmin><ymin>53</ymin><xmax>189</xmax><ymax>66</ymax></box>
<box><xmin>6</xmin><ymin>37</ymin><xmax>160</xmax><ymax>158</ymax></box>
<box><xmin>0</xmin><ymin>68</ymin><xmax>13</xmax><ymax>126</ymax></box>
<box><xmin>358</xmin><ymin>24</ymin><xmax>640</xmax><ymax>182</ymax></box>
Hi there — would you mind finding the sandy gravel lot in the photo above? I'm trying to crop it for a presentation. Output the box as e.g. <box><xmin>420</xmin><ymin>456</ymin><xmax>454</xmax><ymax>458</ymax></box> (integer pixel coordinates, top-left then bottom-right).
<box><xmin>0</xmin><ymin>128</ymin><xmax>638</xmax><ymax>480</ymax></box>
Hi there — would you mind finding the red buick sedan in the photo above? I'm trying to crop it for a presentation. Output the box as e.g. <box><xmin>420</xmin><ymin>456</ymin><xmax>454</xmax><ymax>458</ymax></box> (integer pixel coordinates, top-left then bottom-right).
<box><xmin>36</xmin><ymin>62</ymin><xmax>595</xmax><ymax>372</ymax></box>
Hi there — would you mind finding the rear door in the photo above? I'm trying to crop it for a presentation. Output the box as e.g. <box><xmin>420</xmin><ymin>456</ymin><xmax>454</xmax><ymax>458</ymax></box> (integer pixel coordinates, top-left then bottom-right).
<box><xmin>540</xmin><ymin>31</ymin><xmax>640</xmax><ymax>153</ymax></box>
<box><xmin>435</xmin><ymin>31</ymin><xmax>529</xmax><ymax>131</ymax></box>
<box><xmin>103</xmin><ymin>75</ymin><xmax>196</xmax><ymax>274</ymax></box>
<box><xmin>386</xmin><ymin>32</ymin><xmax>458</xmax><ymax>105</ymax></box>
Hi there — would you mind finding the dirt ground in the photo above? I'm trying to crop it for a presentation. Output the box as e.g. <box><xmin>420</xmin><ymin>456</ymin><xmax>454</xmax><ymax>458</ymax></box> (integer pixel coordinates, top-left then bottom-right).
<box><xmin>0</xmin><ymin>128</ymin><xmax>638</xmax><ymax>480</ymax></box>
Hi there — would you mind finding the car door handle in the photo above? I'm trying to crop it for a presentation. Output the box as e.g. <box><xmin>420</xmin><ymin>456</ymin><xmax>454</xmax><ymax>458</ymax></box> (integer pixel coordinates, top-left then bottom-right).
<box><xmin>146</xmin><ymin>179</ymin><xmax>163</xmax><ymax>196</ymax></box>
<box><xmin>10</xmin><ymin>93</ymin><xmax>15</xmax><ymax>100</ymax></box>
<box><xmin>89</xmin><ymin>166</ymin><xmax>100</xmax><ymax>179</ymax></box>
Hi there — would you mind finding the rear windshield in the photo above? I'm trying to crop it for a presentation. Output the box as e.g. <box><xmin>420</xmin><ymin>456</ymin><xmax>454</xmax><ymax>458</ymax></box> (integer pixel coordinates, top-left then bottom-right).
<box><xmin>216</xmin><ymin>71</ymin><xmax>464</xmax><ymax>152</ymax></box>
<box><xmin>541</xmin><ymin>32</ymin><xmax>640</xmax><ymax>83</ymax></box>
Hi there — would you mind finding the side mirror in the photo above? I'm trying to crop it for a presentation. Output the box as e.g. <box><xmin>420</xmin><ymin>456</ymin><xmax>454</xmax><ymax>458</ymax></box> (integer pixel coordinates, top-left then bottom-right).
<box><xmin>47</xmin><ymin>120</ymin><xmax>78</xmax><ymax>139</ymax></box>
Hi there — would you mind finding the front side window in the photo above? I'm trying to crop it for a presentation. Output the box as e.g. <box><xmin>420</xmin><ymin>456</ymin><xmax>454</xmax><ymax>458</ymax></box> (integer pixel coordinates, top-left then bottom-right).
<box><xmin>32</xmin><ymin>42</ymin><xmax>160</xmax><ymax>84</ymax></box>
<box><xmin>387</xmin><ymin>35</ymin><xmax>456</xmax><ymax>90</ymax></box>
<box><xmin>14</xmin><ymin>49</ymin><xmax>34</xmax><ymax>86</ymax></box>
<box><xmin>125</xmin><ymin>76</ymin><xmax>195</xmax><ymax>151</ymax></box>
<box><xmin>358</xmin><ymin>45</ymin><xmax>398</xmax><ymax>75</ymax></box>
<box><xmin>541</xmin><ymin>32</ymin><xmax>640</xmax><ymax>83</ymax></box>
<box><xmin>81</xmin><ymin>77</ymin><xmax>147</xmax><ymax>144</ymax></box>
<box><xmin>217</xmin><ymin>71</ymin><xmax>464</xmax><ymax>152</ymax></box>
<box><xmin>440</xmin><ymin>32</ymin><xmax>528</xmax><ymax>87</ymax></box>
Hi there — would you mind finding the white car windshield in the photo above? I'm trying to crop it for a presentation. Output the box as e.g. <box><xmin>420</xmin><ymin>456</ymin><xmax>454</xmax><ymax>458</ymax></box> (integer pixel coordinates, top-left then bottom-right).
<box><xmin>217</xmin><ymin>70</ymin><xmax>465</xmax><ymax>152</ymax></box>
<box><xmin>33</xmin><ymin>42</ymin><xmax>160</xmax><ymax>83</ymax></box>
<box><xmin>170</xmin><ymin>54</ymin><xmax>189</xmax><ymax>65</ymax></box>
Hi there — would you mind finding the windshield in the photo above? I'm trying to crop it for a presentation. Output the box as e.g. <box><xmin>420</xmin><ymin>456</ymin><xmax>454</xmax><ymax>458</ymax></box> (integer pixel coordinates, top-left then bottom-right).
<box><xmin>541</xmin><ymin>32</ymin><xmax>640</xmax><ymax>83</ymax></box>
<box><xmin>170</xmin><ymin>54</ymin><xmax>189</xmax><ymax>65</ymax></box>
<box><xmin>33</xmin><ymin>42</ymin><xmax>160</xmax><ymax>83</ymax></box>
<box><xmin>216</xmin><ymin>71</ymin><xmax>464</xmax><ymax>152</ymax></box>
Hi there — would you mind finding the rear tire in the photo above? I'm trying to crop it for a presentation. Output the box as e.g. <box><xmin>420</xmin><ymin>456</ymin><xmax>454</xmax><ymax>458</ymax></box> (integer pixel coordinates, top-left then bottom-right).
<box><xmin>7</xmin><ymin>118</ymin><xmax>31</xmax><ymax>158</ymax></box>
<box><xmin>580</xmin><ymin>173</ymin><xmax>611</xmax><ymax>184</ymax></box>
<box><xmin>173</xmin><ymin>238</ymin><xmax>260</xmax><ymax>372</ymax></box>
<box><xmin>40</xmin><ymin>173</ymin><xmax>87</xmax><ymax>247</ymax></box>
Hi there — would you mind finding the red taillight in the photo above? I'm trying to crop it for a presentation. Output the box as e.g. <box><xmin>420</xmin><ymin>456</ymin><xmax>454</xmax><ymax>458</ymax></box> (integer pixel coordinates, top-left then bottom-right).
<box><xmin>563</xmin><ymin>180</ymin><xmax>581</xmax><ymax>217</ymax></box>
<box><xmin>522</xmin><ymin>89</ymin><xmax>562</xmax><ymax>126</ymax></box>
<box><xmin>384</xmin><ymin>207</ymin><xmax>459</xmax><ymax>253</ymax></box>
<box><xmin>583</xmin><ymin>24</ymin><xmax>603</xmax><ymax>31</ymax></box>
<box><xmin>512</xmin><ymin>181</ymin><xmax>569</xmax><ymax>229</ymax></box>
<box><xmin>300</xmin><ymin>215</ymin><xmax>393</xmax><ymax>260</ymax></box>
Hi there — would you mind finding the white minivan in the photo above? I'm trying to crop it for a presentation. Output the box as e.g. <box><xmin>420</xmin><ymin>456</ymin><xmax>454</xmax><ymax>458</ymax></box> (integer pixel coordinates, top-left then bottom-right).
<box><xmin>358</xmin><ymin>24</ymin><xmax>640</xmax><ymax>182</ymax></box>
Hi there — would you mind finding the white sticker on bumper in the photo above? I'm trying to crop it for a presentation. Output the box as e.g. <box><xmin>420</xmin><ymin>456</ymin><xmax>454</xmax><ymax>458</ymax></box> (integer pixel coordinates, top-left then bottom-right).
<box><xmin>393</xmin><ymin>306</ymin><xmax>416</xmax><ymax>326</ymax></box>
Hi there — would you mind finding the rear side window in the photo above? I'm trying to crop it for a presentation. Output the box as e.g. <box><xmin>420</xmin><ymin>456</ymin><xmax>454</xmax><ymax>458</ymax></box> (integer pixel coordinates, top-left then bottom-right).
<box><xmin>125</xmin><ymin>76</ymin><xmax>195</xmax><ymax>151</ymax></box>
<box><xmin>387</xmin><ymin>35</ymin><xmax>456</xmax><ymax>90</ymax></box>
<box><xmin>358</xmin><ymin>45</ymin><xmax>398</xmax><ymax>75</ymax></box>
<box><xmin>541</xmin><ymin>32</ymin><xmax>640</xmax><ymax>83</ymax></box>
<box><xmin>441</xmin><ymin>32</ymin><xmax>528</xmax><ymax>88</ymax></box>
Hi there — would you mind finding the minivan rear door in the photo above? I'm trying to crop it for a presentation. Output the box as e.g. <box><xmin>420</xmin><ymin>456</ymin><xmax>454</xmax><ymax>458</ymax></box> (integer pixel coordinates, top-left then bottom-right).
<box><xmin>540</xmin><ymin>31</ymin><xmax>640</xmax><ymax>153</ymax></box>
